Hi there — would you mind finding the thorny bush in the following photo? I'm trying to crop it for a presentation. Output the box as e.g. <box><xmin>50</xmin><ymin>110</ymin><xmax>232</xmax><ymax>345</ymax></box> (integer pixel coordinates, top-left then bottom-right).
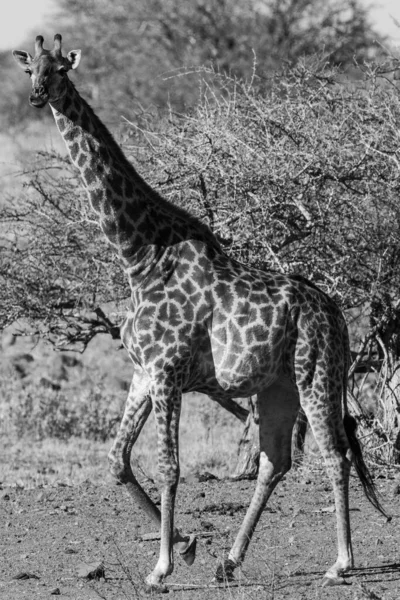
<box><xmin>2</xmin><ymin>58</ymin><xmax>400</xmax><ymax>461</ymax></box>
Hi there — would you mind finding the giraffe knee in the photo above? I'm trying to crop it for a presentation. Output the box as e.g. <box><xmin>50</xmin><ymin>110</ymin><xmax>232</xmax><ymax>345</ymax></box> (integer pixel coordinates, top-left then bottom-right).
<box><xmin>324</xmin><ymin>452</ymin><xmax>352</xmax><ymax>482</ymax></box>
<box><xmin>257</xmin><ymin>452</ymin><xmax>291</xmax><ymax>486</ymax></box>
<box><xmin>156</xmin><ymin>462</ymin><xmax>180</xmax><ymax>489</ymax></box>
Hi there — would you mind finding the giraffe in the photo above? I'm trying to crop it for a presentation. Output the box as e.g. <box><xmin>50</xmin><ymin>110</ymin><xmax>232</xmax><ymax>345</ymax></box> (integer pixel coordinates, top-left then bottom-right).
<box><xmin>13</xmin><ymin>35</ymin><xmax>387</xmax><ymax>591</ymax></box>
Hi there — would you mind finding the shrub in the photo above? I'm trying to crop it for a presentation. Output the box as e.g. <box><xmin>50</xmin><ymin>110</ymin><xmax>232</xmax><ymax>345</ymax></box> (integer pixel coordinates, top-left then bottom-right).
<box><xmin>0</xmin><ymin>377</ymin><xmax>124</xmax><ymax>442</ymax></box>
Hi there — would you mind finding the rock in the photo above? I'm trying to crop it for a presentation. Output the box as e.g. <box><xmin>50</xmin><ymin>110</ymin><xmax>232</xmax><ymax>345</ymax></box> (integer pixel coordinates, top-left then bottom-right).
<box><xmin>318</xmin><ymin>506</ymin><xmax>335</xmax><ymax>513</ymax></box>
<box><xmin>77</xmin><ymin>561</ymin><xmax>105</xmax><ymax>580</ymax></box>
<box><xmin>200</xmin><ymin>520</ymin><xmax>215</xmax><ymax>531</ymax></box>
<box><xmin>50</xmin><ymin>588</ymin><xmax>61</xmax><ymax>595</ymax></box>
<box><xmin>203</xmin><ymin>501</ymin><xmax>245</xmax><ymax>515</ymax></box>
<box><xmin>141</xmin><ymin>532</ymin><xmax>161</xmax><ymax>541</ymax></box>
<box><xmin>198</xmin><ymin>471</ymin><xmax>218</xmax><ymax>482</ymax></box>
<box><xmin>12</xmin><ymin>572</ymin><xmax>40</xmax><ymax>580</ymax></box>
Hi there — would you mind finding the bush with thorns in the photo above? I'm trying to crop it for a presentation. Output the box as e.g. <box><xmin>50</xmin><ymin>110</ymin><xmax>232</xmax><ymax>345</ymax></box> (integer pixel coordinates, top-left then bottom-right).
<box><xmin>2</xmin><ymin>58</ymin><xmax>400</xmax><ymax>461</ymax></box>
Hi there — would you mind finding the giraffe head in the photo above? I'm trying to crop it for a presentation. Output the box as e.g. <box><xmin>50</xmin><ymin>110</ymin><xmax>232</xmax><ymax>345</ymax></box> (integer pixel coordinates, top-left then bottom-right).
<box><xmin>13</xmin><ymin>34</ymin><xmax>81</xmax><ymax>108</ymax></box>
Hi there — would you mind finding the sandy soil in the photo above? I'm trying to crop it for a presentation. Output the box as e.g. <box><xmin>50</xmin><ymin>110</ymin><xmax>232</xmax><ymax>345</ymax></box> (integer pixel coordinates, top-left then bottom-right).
<box><xmin>0</xmin><ymin>464</ymin><xmax>399</xmax><ymax>600</ymax></box>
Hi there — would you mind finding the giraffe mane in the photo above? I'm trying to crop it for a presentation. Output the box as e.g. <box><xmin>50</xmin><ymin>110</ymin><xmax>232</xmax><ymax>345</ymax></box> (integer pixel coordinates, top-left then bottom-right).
<box><xmin>68</xmin><ymin>80</ymin><xmax>221</xmax><ymax>250</ymax></box>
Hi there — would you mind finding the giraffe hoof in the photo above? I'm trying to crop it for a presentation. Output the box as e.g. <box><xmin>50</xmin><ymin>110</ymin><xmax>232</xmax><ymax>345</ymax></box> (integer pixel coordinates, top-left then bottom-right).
<box><xmin>214</xmin><ymin>559</ymin><xmax>236</xmax><ymax>583</ymax></box>
<box><xmin>143</xmin><ymin>582</ymin><xmax>169</xmax><ymax>594</ymax></box>
<box><xmin>322</xmin><ymin>575</ymin><xmax>349</xmax><ymax>587</ymax></box>
<box><xmin>179</xmin><ymin>534</ymin><xmax>197</xmax><ymax>566</ymax></box>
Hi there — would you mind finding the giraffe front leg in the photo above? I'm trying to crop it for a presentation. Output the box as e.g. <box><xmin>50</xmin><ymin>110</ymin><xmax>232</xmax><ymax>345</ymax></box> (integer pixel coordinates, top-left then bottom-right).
<box><xmin>145</xmin><ymin>386</ymin><xmax>182</xmax><ymax>590</ymax></box>
<box><xmin>108</xmin><ymin>372</ymin><xmax>196</xmax><ymax>586</ymax></box>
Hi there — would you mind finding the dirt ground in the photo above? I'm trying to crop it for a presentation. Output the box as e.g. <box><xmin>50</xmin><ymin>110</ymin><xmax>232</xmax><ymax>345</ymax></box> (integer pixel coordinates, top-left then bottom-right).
<box><xmin>0</xmin><ymin>464</ymin><xmax>399</xmax><ymax>600</ymax></box>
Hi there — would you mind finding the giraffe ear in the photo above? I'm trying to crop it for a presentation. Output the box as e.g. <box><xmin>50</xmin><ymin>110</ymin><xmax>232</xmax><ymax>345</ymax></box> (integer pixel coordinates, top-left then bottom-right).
<box><xmin>12</xmin><ymin>50</ymin><xmax>33</xmax><ymax>71</ymax></box>
<box><xmin>66</xmin><ymin>49</ymin><xmax>81</xmax><ymax>70</ymax></box>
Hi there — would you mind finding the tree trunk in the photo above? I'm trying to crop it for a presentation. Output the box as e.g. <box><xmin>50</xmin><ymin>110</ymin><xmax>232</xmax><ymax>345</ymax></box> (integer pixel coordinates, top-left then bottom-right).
<box><xmin>231</xmin><ymin>399</ymin><xmax>309</xmax><ymax>479</ymax></box>
<box><xmin>291</xmin><ymin>408</ymin><xmax>308</xmax><ymax>468</ymax></box>
<box><xmin>231</xmin><ymin>397</ymin><xmax>259</xmax><ymax>480</ymax></box>
<box><xmin>381</xmin><ymin>359</ymin><xmax>400</xmax><ymax>464</ymax></box>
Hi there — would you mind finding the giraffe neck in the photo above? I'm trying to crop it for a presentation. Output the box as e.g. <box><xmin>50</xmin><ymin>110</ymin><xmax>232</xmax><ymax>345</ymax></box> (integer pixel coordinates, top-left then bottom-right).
<box><xmin>49</xmin><ymin>80</ymin><xmax>220</xmax><ymax>287</ymax></box>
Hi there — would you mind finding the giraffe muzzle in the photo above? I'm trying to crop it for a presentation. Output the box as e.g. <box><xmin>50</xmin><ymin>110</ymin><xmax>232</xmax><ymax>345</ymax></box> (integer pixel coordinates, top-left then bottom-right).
<box><xmin>29</xmin><ymin>92</ymin><xmax>49</xmax><ymax>108</ymax></box>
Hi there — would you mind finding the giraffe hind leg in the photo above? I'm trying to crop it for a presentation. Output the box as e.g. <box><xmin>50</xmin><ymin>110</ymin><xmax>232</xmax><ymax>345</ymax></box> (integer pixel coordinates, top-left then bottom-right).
<box><xmin>300</xmin><ymin>391</ymin><xmax>354</xmax><ymax>583</ymax></box>
<box><xmin>216</xmin><ymin>382</ymin><xmax>299</xmax><ymax>581</ymax></box>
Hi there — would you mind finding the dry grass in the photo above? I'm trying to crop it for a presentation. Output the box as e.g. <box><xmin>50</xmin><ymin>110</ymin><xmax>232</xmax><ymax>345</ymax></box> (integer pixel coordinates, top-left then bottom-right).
<box><xmin>0</xmin><ymin>331</ymin><xmax>244</xmax><ymax>489</ymax></box>
<box><xmin>0</xmin><ymin>436</ymin><xmax>111</xmax><ymax>488</ymax></box>
<box><xmin>0</xmin><ymin>393</ymin><xmax>244</xmax><ymax>489</ymax></box>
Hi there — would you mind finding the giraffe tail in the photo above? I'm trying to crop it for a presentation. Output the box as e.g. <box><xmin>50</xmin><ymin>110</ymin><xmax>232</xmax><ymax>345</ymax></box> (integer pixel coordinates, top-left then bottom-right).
<box><xmin>341</xmin><ymin>324</ymin><xmax>389</xmax><ymax>520</ymax></box>
<box><xmin>343</xmin><ymin>414</ymin><xmax>390</xmax><ymax>520</ymax></box>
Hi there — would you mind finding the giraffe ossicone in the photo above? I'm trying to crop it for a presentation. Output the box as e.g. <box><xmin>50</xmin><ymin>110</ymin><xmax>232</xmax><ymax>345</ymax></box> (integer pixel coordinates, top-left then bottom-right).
<box><xmin>13</xmin><ymin>34</ymin><xmax>387</xmax><ymax>590</ymax></box>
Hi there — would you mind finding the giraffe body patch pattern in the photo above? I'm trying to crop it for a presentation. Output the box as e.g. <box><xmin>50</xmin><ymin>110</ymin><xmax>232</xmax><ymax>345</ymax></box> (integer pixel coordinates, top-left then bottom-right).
<box><xmin>12</xmin><ymin>33</ymin><xmax>386</xmax><ymax>590</ymax></box>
